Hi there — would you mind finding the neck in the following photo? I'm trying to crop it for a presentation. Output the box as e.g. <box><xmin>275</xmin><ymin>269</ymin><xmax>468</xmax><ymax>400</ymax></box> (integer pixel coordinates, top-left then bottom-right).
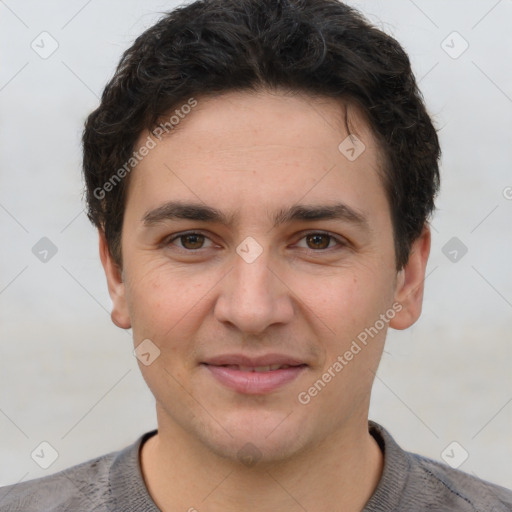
<box><xmin>140</xmin><ymin>415</ymin><xmax>384</xmax><ymax>512</ymax></box>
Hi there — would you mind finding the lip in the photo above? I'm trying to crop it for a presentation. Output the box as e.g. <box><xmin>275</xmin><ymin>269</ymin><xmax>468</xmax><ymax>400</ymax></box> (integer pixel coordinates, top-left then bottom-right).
<box><xmin>201</xmin><ymin>353</ymin><xmax>308</xmax><ymax>395</ymax></box>
<box><xmin>202</xmin><ymin>353</ymin><xmax>306</xmax><ymax>367</ymax></box>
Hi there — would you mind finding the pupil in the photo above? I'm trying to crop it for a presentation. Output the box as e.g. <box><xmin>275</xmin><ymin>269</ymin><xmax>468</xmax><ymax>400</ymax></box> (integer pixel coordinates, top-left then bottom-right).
<box><xmin>183</xmin><ymin>234</ymin><xmax>204</xmax><ymax>249</ymax></box>
<box><xmin>307</xmin><ymin>234</ymin><xmax>329</xmax><ymax>249</ymax></box>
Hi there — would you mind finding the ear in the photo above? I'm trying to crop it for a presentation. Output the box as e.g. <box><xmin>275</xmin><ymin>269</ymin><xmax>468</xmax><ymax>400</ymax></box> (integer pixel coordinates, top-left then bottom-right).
<box><xmin>98</xmin><ymin>229</ymin><xmax>131</xmax><ymax>329</ymax></box>
<box><xmin>389</xmin><ymin>224</ymin><xmax>431</xmax><ymax>330</ymax></box>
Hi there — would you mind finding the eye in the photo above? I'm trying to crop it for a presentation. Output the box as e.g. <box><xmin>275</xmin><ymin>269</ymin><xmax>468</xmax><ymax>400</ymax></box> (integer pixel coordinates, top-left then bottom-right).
<box><xmin>167</xmin><ymin>232</ymin><xmax>214</xmax><ymax>250</ymax></box>
<box><xmin>295</xmin><ymin>232</ymin><xmax>345</xmax><ymax>251</ymax></box>
<box><xmin>164</xmin><ymin>230</ymin><xmax>346</xmax><ymax>252</ymax></box>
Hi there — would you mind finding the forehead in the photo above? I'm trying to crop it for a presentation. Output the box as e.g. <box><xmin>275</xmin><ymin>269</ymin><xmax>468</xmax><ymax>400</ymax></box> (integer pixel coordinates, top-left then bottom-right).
<box><xmin>126</xmin><ymin>89</ymin><xmax>388</xmax><ymax>226</ymax></box>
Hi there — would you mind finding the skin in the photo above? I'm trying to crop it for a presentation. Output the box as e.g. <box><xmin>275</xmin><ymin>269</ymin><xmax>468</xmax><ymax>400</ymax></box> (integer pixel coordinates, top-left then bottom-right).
<box><xmin>99</xmin><ymin>89</ymin><xmax>431</xmax><ymax>511</ymax></box>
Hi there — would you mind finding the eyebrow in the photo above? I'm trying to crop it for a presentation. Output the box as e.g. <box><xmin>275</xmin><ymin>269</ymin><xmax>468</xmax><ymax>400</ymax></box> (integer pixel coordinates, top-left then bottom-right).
<box><xmin>142</xmin><ymin>200</ymin><xmax>370</xmax><ymax>231</ymax></box>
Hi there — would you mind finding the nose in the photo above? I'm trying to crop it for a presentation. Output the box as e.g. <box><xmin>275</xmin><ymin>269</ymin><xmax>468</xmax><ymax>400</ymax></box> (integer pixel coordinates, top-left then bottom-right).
<box><xmin>213</xmin><ymin>246</ymin><xmax>294</xmax><ymax>336</ymax></box>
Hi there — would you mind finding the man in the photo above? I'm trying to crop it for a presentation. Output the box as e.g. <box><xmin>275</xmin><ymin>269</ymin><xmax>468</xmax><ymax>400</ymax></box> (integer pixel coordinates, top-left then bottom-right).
<box><xmin>1</xmin><ymin>0</ymin><xmax>511</xmax><ymax>510</ymax></box>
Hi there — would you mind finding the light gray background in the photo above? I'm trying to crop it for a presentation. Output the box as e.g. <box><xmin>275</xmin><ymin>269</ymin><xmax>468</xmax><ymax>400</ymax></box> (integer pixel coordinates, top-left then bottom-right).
<box><xmin>1</xmin><ymin>0</ymin><xmax>511</xmax><ymax>491</ymax></box>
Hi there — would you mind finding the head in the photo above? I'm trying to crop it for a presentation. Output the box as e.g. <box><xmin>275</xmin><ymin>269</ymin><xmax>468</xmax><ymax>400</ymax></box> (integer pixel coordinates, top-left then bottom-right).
<box><xmin>83</xmin><ymin>0</ymin><xmax>440</xmax><ymax>464</ymax></box>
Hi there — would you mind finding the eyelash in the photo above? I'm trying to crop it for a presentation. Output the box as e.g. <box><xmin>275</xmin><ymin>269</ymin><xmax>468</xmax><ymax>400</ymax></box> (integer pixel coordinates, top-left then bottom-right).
<box><xmin>164</xmin><ymin>230</ymin><xmax>347</xmax><ymax>253</ymax></box>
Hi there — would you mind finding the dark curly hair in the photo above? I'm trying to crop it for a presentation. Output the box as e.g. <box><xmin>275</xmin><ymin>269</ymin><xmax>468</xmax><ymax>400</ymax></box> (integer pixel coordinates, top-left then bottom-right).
<box><xmin>82</xmin><ymin>0</ymin><xmax>441</xmax><ymax>271</ymax></box>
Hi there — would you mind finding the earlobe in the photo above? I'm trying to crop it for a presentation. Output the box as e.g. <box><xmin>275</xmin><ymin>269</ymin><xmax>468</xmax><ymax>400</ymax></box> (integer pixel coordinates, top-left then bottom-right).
<box><xmin>389</xmin><ymin>224</ymin><xmax>431</xmax><ymax>330</ymax></box>
<box><xmin>98</xmin><ymin>230</ymin><xmax>132</xmax><ymax>329</ymax></box>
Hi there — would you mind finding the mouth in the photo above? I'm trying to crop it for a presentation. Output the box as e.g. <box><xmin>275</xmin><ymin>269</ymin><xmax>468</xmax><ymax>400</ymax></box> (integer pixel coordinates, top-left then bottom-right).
<box><xmin>201</xmin><ymin>356</ymin><xmax>308</xmax><ymax>394</ymax></box>
<box><xmin>211</xmin><ymin>363</ymin><xmax>304</xmax><ymax>372</ymax></box>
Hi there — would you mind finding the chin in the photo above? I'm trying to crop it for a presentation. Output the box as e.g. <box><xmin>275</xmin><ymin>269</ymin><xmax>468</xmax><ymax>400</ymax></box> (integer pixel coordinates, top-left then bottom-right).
<box><xmin>191</xmin><ymin>409</ymin><xmax>312</xmax><ymax>466</ymax></box>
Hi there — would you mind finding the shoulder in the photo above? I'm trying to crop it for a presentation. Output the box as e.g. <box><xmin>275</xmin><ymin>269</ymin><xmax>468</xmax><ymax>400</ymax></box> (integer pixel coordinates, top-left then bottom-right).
<box><xmin>0</xmin><ymin>430</ymin><xmax>157</xmax><ymax>512</ymax></box>
<box><xmin>368</xmin><ymin>421</ymin><xmax>512</xmax><ymax>511</ymax></box>
<box><xmin>409</xmin><ymin>452</ymin><xmax>512</xmax><ymax>511</ymax></box>
<box><xmin>0</xmin><ymin>451</ymin><xmax>117</xmax><ymax>512</ymax></box>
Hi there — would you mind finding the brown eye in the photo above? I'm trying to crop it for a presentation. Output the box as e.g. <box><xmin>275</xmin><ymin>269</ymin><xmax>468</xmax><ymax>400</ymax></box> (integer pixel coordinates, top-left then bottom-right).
<box><xmin>172</xmin><ymin>233</ymin><xmax>207</xmax><ymax>250</ymax></box>
<box><xmin>305</xmin><ymin>233</ymin><xmax>332</xmax><ymax>250</ymax></box>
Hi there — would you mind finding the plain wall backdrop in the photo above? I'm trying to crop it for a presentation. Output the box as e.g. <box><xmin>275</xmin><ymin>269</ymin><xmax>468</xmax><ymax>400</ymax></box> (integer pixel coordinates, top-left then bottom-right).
<box><xmin>1</xmin><ymin>0</ymin><xmax>511</xmax><ymax>490</ymax></box>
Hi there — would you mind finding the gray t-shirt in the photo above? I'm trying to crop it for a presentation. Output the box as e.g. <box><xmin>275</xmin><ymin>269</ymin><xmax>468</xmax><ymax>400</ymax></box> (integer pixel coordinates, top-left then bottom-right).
<box><xmin>0</xmin><ymin>421</ymin><xmax>511</xmax><ymax>511</ymax></box>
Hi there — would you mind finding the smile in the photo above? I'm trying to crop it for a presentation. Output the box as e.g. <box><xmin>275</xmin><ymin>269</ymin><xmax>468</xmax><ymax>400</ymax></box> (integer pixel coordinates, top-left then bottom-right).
<box><xmin>218</xmin><ymin>364</ymin><xmax>295</xmax><ymax>372</ymax></box>
<box><xmin>202</xmin><ymin>362</ymin><xmax>308</xmax><ymax>394</ymax></box>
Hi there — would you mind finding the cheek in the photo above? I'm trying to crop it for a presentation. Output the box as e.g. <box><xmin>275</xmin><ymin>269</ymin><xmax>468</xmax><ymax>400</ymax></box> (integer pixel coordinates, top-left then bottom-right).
<box><xmin>124</xmin><ymin>261</ymin><xmax>214</xmax><ymax>339</ymax></box>
<box><xmin>314</xmin><ymin>267</ymin><xmax>378</xmax><ymax>313</ymax></box>
<box><xmin>311</xmin><ymin>267</ymin><xmax>394</xmax><ymax>346</ymax></box>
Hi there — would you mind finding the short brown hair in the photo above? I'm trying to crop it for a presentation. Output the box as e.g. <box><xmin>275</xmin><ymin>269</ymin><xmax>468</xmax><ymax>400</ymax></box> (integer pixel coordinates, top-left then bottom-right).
<box><xmin>82</xmin><ymin>0</ymin><xmax>441</xmax><ymax>270</ymax></box>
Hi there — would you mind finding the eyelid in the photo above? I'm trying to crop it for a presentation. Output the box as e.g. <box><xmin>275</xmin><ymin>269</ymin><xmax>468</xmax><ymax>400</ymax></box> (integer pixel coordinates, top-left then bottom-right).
<box><xmin>164</xmin><ymin>229</ymin><xmax>348</xmax><ymax>252</ymax></box>
<box><xmin>165</xmin><ymin>230</ymin><xmax>216</xmax><ymax>250</ymax></box>
<box><xmin>293</xmin><ymin>230</ymin><xmax>348</xmax><ymax>250</ymax></box>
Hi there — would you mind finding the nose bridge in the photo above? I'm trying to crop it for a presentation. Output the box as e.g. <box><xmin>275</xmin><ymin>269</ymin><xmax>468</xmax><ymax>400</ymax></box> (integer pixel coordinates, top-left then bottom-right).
<box><xmin>214</xmin><ymin>240</ymin><xmax>293</xmax><ymax>334</ymax></box>
<box><xmin>235</xmin><ymin>247</ymin><xmax>273</xmax><ymax>298</ymax></box>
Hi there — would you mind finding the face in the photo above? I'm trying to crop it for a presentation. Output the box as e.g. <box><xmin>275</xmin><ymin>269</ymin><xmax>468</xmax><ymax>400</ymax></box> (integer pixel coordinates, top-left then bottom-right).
<box><xmin>100</xmin><ymin>89</ymin><xmax>430</xmax><ymax>464</ymax></box>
